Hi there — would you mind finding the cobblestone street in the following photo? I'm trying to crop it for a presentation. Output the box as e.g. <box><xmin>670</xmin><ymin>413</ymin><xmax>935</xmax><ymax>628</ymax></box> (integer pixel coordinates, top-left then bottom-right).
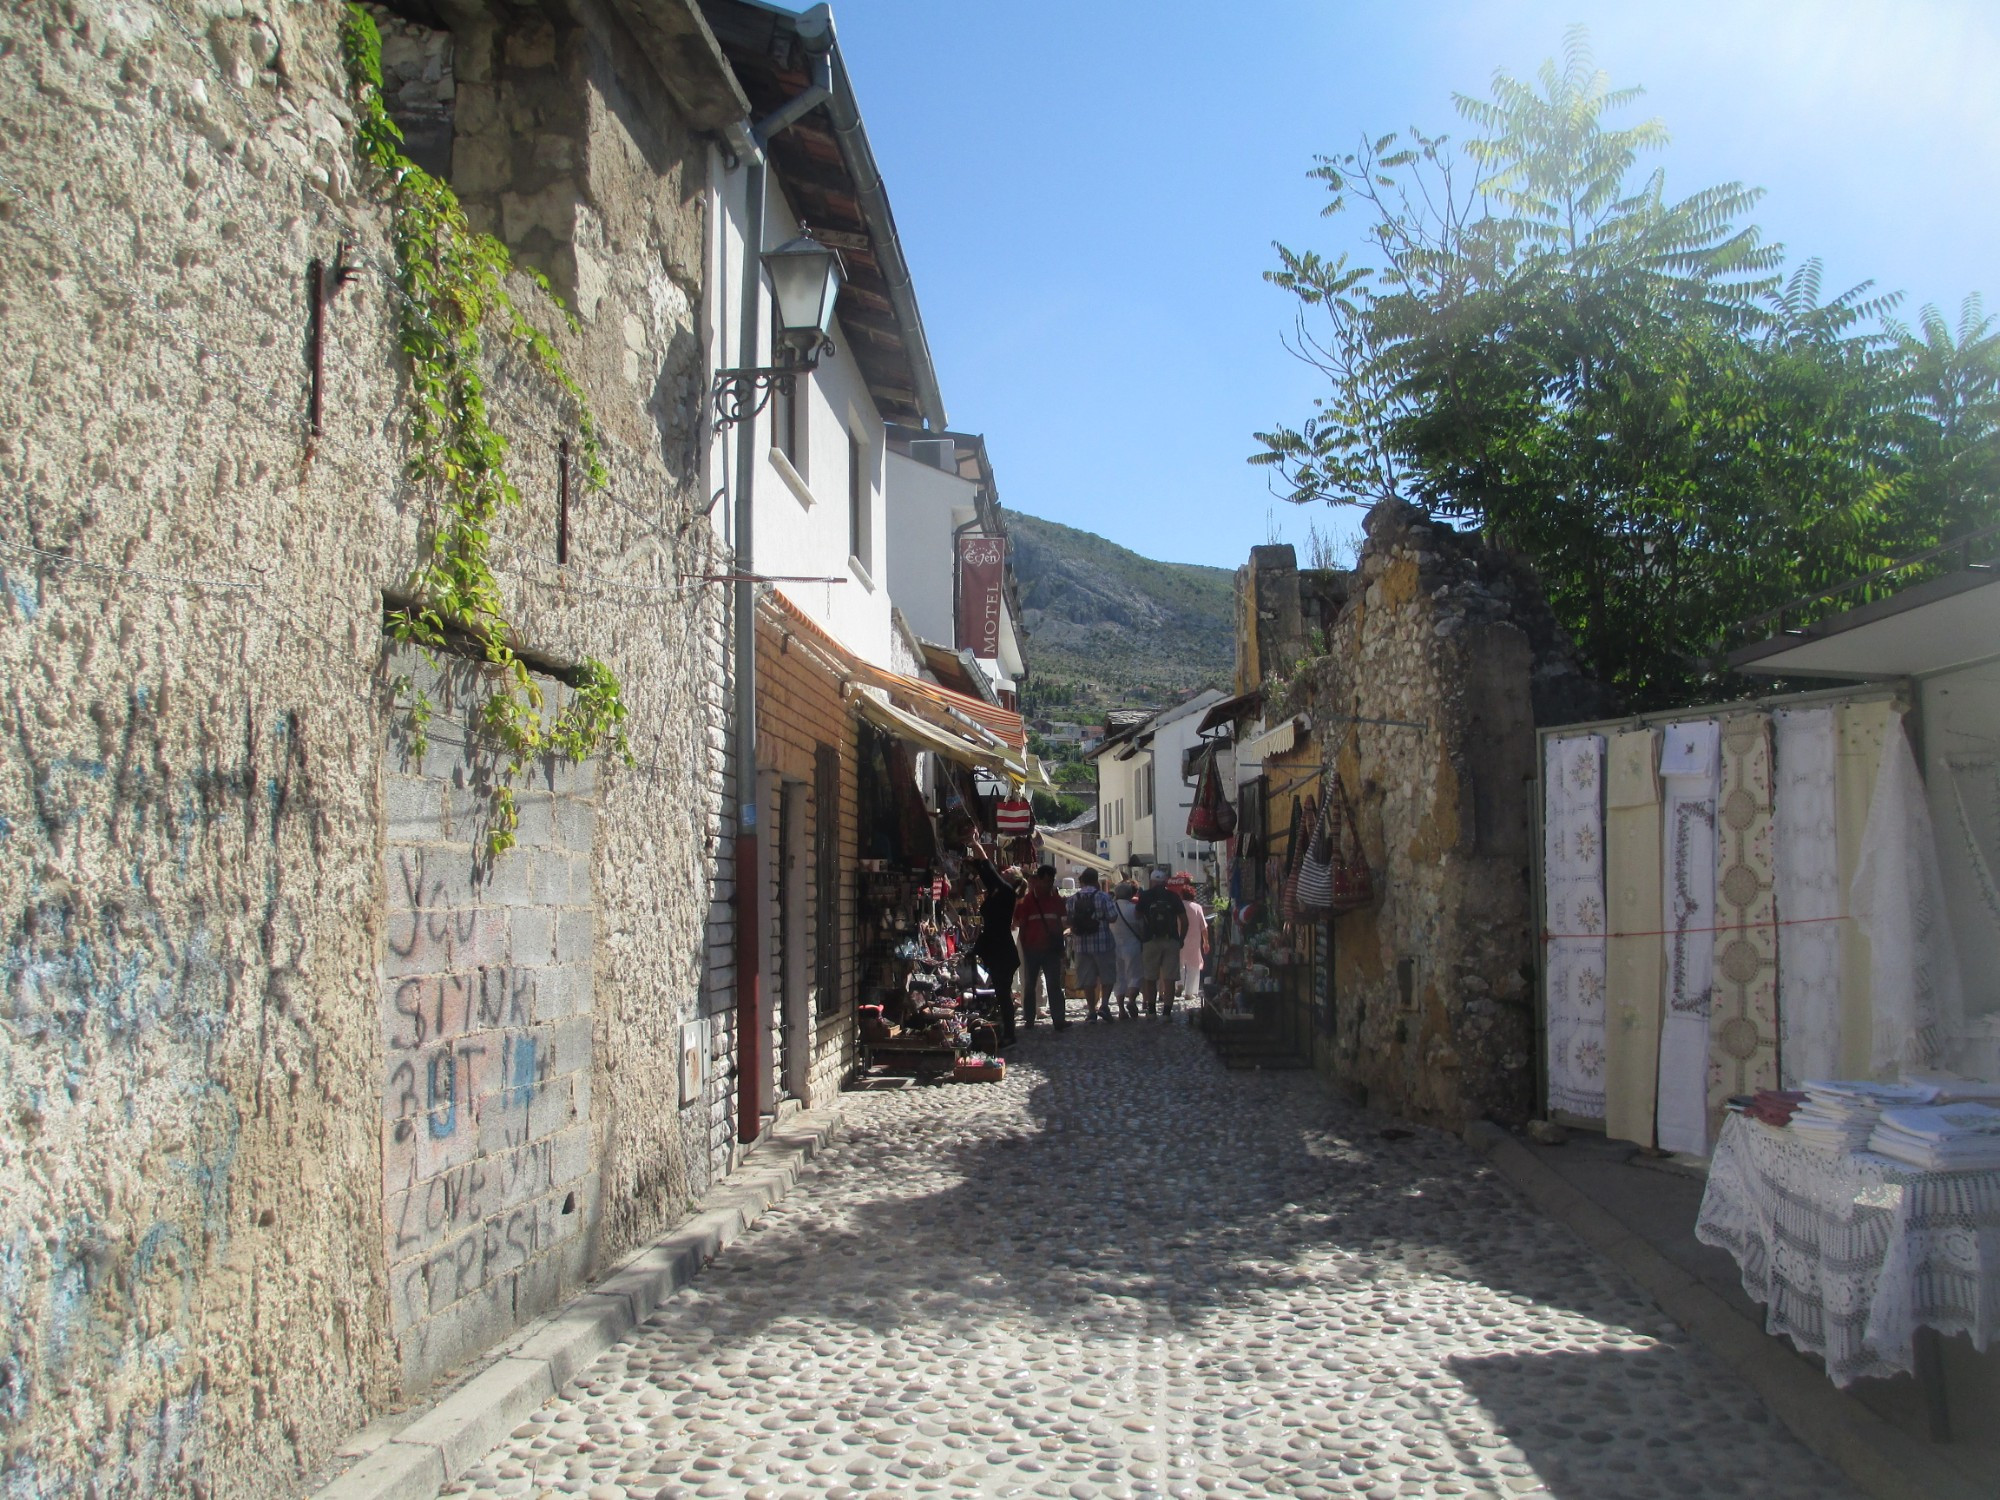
<box><xmin>444</xmin><ymin>1019</ymin><xmax>1858</xmax><ymax>1500</ymax></box>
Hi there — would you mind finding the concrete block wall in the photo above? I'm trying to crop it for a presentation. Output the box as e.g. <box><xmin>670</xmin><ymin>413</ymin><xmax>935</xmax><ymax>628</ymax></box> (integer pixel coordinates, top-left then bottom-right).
<box><xmin>379</xmin><ymin>664</ymin><xmax>598</xmax><ymax>1392</ymax></box>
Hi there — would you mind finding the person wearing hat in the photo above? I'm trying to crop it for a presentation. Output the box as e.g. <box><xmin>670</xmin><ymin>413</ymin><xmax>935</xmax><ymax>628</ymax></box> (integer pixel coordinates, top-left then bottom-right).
<box><xmin>1133</xmin><ymin>867</ymin><xmax>1189</xmax><ymax>1019</ymax></box>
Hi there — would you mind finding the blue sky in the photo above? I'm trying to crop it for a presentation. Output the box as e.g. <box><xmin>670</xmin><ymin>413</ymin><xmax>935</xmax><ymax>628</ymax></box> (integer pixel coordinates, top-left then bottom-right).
<box><xmin>833</xmin><ymin>1</ymin><xmax>2000</xmax><ymax>570</ymax></box>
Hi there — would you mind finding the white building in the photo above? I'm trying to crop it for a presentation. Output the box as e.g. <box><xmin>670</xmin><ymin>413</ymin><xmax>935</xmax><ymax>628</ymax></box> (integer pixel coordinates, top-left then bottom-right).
<box><xmin>883</xmin><ymin>427</ymin><xmax>1027</xmax><ymax>706</ymax></box>
<box><xmin>1088</xmin><ymin>690</ymin><xmax>1229</xmax><ymax>878</ymax></box>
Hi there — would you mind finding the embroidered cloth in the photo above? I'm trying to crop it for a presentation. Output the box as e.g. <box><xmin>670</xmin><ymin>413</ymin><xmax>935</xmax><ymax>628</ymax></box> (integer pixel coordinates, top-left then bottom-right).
<box><xmin>1709</xmin><ymin>716</ymin><xmax>1779</xmax><ymax>1137</ymax></box>
<box><xmin>1852</xmin><ymin>717</ymin><xmax>1965</xmax><ymax>1072</ymax></box>
<box><xmin>1658</xmin><ymin>720</ymin><xmax>1719</xmax><ymax>1155</ymax></box>
<box><xmin>1836</xmin><ymin>702</ymin><xmax>1894</xmax><ymax>1075</ymax></box>
<box><xmin>1544</xmin><ymin>735</ymin><xmax>1607</xmax><ymax>1119</ymax></box>
<box><xmin>1604</xmin><ymin>729</ymin><xmax>1663</xmax><ymax>1147</ymax></box>
<box><xmin>1697</xmin><ymin>1112</ymin><xmax>2000</xmax><ymax>1386</ymax></box>
<box><xmin>1774</xmin><ymin>707</ymin><xmax>1842</xmax><ymax>1087</ymax></box>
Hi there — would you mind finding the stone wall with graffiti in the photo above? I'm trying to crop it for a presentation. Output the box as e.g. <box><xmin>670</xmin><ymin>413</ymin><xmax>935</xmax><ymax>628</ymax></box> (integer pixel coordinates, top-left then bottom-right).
<box><xmin>379</xmin><ymin>686</ymin><xmax>597</xmax><ymax>1391</ymax></box>
<box><xmin>0</xmin><ymin>0</ymin><xmax>742</xmax><ymax>1491</ymax></box>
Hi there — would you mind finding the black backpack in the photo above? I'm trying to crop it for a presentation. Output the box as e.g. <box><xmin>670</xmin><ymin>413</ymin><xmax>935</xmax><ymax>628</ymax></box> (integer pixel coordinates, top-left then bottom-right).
<box><xmin>1138</xmin><ymin>888</ymin><xmax>1183</xmax><ymax>942</ymax></box>
<box><xmin>1069</xmin><ymin>890</ymin><xmax>1102</xmax><ymax>937</ymax></box>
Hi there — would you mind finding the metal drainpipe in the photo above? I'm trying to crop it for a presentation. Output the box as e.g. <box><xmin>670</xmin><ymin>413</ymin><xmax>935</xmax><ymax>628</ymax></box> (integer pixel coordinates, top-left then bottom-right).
<box><xmin>732</xmin><ymin>7</ymin><xmax>834</xmax><ymax>1148</ymax></box>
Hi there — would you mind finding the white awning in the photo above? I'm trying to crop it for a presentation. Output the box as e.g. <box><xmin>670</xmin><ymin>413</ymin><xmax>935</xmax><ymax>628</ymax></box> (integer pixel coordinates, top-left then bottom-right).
<box><xmin>1239</xmin><ymin>715</ymin><xmax>1302</xmax><ymax>762</ymax></box>
<box><xmin>853</xmin><ymin>690</ymin><xmax>1022</xmax><ymax>778</ymax></box>
<box><xmin>1732</xmin><ymin>572</ymin><xmax>2000</xmax><ymax>680</ymax></box>
<box><xmin>1040</xmin><ymin>831</ymin><xmax>1119</xmax><ymax>876</ymax></box>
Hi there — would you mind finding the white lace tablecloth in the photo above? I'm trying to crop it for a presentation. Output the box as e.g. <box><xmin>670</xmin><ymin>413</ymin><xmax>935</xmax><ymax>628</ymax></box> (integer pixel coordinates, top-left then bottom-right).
<box><xmin>1695</xmin><ymin>1112</ymin><xmax>2000</xmax><ymax>1385</ymax></box>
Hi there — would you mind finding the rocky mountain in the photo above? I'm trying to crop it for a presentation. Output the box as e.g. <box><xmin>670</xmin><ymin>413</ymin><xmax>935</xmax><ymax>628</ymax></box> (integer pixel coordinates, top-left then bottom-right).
<box><xmin>1004</xmin><ymin>512</ymin><xmax>1237</xmax><ymax>719</ymax></box>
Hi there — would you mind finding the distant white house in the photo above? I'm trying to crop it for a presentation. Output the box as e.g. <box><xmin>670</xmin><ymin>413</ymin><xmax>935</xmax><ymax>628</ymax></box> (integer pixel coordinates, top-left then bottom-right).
<box><xmin>1087</xmin><ymin>690</ymin><xmax>1228</xmax><ymax>877</ymax></box>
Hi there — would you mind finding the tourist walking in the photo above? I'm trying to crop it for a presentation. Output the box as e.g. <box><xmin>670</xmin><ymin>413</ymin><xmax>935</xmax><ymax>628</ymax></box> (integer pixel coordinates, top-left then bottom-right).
<box><xmin>1013</xmin><ymin>864</ymin><xmax>1070</xmax><ymax>1029</ymax></box>
<box><xmin>1110</xmin><ymin>879</ymin><xmax>1144</xmax><ymax>1020</ymax></box>
<box><xmin>968</xmin><ymin>850</ymin><xmax>1021</xmax><ymax>1044</ymax></box>
<box><xmin>1134</xmin><ymin>868</ymin><xmax>1189</xmax><ymax>1019</ymax></box>
<box><xmin>1172</xmin><ymin>872</ymin><xmax>1209</xmax><ymax>1006</ymax></box>
<box><xmin>1066</xmin><ymin>870</ymin><xmax>1118</xmax><ymax>1022</ymax></box>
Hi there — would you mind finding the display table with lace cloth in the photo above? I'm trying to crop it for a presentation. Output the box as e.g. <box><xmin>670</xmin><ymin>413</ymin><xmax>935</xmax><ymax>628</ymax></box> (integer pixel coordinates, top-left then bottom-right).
<box><xmin>1695</xmin><ymin>1111</ymin><xmax>2000</xmax><ymax>1390</ymax></box>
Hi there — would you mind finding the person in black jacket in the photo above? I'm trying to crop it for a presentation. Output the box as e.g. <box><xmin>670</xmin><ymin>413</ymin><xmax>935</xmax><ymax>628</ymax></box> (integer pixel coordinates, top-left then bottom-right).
<box><xmin>969</xmin><ymin>850</ymin><xmax>1022</xmax><ymax>1044</ymax></box>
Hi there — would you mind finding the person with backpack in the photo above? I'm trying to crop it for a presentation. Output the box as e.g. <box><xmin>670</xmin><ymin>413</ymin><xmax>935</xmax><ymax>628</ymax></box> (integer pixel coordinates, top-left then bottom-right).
<box><xmin>1066</xmin><ymin>870</ymin><xmax>1118</xmax><ymax>1023</ymax></box>
<box><xmin>1110</xmin><ymin>880</ymin><xmax>1145</xmax><ymax>1019</ymax></box>
<box><xmin>1011</xmin><ymin>864</ymin><xmax>1069</xmax><ymax>1029</ymax></box>
<box><xmin>1135</xmin><ymin>867</ymin><xmax>1189</xmax><ymax>1019</ymax></box>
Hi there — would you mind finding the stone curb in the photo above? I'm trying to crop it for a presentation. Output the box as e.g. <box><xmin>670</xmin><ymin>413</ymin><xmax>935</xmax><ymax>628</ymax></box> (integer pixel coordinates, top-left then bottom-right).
<box><xmin>311</xmin><ymin>1110</ymin><xmax>845</xmax><ymax>1500</ymax></box>
<box><xmin>1462</xmin><ymin>1121</ymin><xmax>1991</xmax><ymax>1500</ymax></box>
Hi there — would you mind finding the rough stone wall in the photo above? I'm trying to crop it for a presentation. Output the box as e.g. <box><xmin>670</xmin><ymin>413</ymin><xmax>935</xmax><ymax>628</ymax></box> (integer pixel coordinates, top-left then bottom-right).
<box><xmin>1276</xmin><ymin>501</ymin><xmax>1611</xmax><ymax>1129</ymax></box>
<box><xmin>0</xmin><ymin>0</ymin><xmax>733</xmax><ymax>1492</ymax></box>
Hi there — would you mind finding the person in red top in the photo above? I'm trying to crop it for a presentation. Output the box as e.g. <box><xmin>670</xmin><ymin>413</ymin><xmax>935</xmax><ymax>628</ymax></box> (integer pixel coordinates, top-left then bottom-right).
<box><xmin>1012</xmin><ymin>864</ymin><xmax>1070</xmax><ymax>1029</ymax></box>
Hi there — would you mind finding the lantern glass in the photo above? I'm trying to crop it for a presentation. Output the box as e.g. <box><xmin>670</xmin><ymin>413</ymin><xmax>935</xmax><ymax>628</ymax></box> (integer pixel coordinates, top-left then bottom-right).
<box><xmin>763</xmin><ymin>234</ymin><xmax>843</xmax><ymax>353</ymax></box>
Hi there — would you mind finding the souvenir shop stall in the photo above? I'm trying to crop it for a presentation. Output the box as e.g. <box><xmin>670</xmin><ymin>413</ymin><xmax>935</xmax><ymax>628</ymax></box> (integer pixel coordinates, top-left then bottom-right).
<box><xmin>850</xmin><ymin>720</ymin><xmax>1017</xmax><ymax>1081</ymax></box>
<box><xmin>1203</xmin><ymin>736</ymin><xmax>1372</xmax><ymax>1065</ymax></box>
<box><xmin>1536</xmin><ymin>564</ymin><xmax>2000</xmax><ymax>1421</ymax></box>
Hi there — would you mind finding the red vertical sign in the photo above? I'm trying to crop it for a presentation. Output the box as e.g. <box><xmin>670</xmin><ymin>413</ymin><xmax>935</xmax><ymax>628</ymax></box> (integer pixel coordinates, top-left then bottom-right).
<box><xmin>957</xmin><ymin>534</ymin><xmax>1006</xmax><ymax>659</ymax></box>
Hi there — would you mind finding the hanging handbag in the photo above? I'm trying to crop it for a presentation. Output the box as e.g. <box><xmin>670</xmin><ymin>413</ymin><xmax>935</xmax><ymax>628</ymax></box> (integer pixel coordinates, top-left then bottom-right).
<box><xmin>1186</xmin><ymin>750</ymin><xmax>1239</xmax><ymax>842</ymax></box>
<box><xmin>1326</xmin><ymin>773</ymin><xmax>1375</xmax><ymax>914</ymax></box>
<box><xmin>1293</xmin><ymin>793</ymin><xmax>1336</xmax><ymax>917</ymax></box>
<box><xmin>1280</xmin><ymin>794</ymin><xmax>1314</xmax><ymax>925</ymax></box>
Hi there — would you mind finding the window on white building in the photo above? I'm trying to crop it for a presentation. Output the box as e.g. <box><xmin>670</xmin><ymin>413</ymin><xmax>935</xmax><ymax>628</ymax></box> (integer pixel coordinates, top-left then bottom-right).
<box><xmin>847</xmin><ymin>427</ymin><xmax>870</xmax><ymax>570</ymax></box>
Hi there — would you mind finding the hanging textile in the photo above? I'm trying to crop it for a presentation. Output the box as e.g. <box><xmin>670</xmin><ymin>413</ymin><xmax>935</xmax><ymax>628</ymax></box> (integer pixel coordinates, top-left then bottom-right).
<box><xmin>1852</xmin><ymin>716</ymin><xmax>1965</xmax><ymax>1072</ymax></box>
<box><xmin>1774</xmin><ymin>707</ymin><xmax>1842</xmax><ymax>1088</ymax></box>
<box><xmin>994</xmin><ymin>796</ymin><xmax>1035</xmax><ymax>837</ymax></box>
<box><xmin>1657</xmin><ymin>720</ymin><xmax>1719</xmax><ymax>1156</ymax></box>
<box><xmin>1708</xmin><ymin>715</ymin><xmax>1779</xmax><ymax>1137</ymax></box>
<box><xmin>1604</xmin><ymin>728</ymin><xmax>1663</xmax><ymax>1148</ymax></box>
<box><xmin>1836</xmin><ymin>701</ymin><xmax>1895</xmax><ymax>1075</ymax></box>
<box><xmin>1543</xmin><ymin>735</ymin><xmax>1607</xmax><ymax>1120</ymax></box>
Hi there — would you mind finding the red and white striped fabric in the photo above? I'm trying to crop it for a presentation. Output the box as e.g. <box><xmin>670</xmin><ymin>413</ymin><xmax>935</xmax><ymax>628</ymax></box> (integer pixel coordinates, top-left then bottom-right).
<box><xmin>994</xmin><ymin>797</ymin><xmax>1034</xmax><ymax>835</ymax></box>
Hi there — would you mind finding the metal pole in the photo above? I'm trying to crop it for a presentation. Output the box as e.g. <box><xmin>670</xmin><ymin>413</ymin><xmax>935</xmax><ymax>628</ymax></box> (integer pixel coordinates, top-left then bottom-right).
<box><xmin>733</xmin><ymin>158</ymin><xmax>766</xmax><ymax>1146</ymax></box>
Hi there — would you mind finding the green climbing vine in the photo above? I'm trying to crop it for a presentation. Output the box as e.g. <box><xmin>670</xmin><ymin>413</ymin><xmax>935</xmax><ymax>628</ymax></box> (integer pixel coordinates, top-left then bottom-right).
<box><xmin>339</xmin><ymin>4</ymin><xmax>632</xmax><ymax>853</ymax></box>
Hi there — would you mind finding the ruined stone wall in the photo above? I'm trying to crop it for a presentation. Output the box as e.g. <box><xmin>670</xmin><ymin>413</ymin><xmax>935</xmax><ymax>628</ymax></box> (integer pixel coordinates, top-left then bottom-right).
<box><xmin>1283</xmin><ymin>502</ymin><xmax>1610</xmax><ymax>1129</ymax></box>
<box><xmin>0</xmin><ymin>0</ymin><xmax>735</xmax><ymax>1491</ymax></box>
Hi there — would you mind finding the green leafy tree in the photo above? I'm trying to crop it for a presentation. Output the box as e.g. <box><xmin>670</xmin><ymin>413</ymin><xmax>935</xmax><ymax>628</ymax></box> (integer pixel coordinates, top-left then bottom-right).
<box><xmin>1256</xmin><ymin>27</ymin><xmax>1998</xmax><ymax>707</ymax></box>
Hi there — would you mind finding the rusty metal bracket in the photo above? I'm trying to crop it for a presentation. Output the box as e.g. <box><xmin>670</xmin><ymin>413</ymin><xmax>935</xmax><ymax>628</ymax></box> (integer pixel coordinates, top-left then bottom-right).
<box><xmin>307</xmin><ymin>241</ymin><xmax>359</xmax><ymax>439</ymax></box>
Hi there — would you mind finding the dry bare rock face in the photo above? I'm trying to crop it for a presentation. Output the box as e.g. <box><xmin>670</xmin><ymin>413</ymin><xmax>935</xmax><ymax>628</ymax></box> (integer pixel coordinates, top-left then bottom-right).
<box><xmin>0</xmin><ymin>1</ymin><xmax>738</xmax><ymax>1491</ymax></box>
<box><xmin>444</xmin><ymin>1023</ymin><xmax>1855</xmax><ymax>1500</ymax></box>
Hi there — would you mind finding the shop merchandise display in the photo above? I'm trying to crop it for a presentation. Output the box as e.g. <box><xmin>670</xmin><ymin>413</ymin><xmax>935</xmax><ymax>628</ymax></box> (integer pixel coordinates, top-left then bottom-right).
<box><xmin>1867</xmin><ymin>1102</ymin><xmax>2000</xmax><ymax>1170</ymax></box>
<box><xmin>1698</xmin><ymin>1110</ymin><xmax>2000</xmax><ymax>1386</ymax></box>
<box><xmin>1707</xmin><ymin>716</ymin><xmax>1780</xmax><ymax>1133</ymax></box>
<box><xmin>1852</xmin><ymin>723</ymin><xmax>1966</xmax><ymax>1073</ymax></box>
<box><xmin>1603</xmin><ymin>728</ymin><xmax>1664</xmax><ymax>1147</ymax></box>
<box><xmin>1656</xmin><ymin>719</ymin><xmax>1720</xmax><ymax>1156</ymax></box>
<box><xmin>1773</xmin><ymin>707</ymin><xmax>1842</xmax><ymax>1086</ymax></box>
<box><xmin>1543</xmin><ymin>734</ymin><xmax>1608</xmax><ymax>1119</ymax></box>
<box><xmin>1778</xmin><ymin>1079</ymin><xmax>1937</xmax><ymax>1151</ymax></box>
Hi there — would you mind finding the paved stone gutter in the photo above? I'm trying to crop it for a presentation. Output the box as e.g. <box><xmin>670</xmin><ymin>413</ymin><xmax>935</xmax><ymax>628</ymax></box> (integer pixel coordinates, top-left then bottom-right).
<box><xmin>1464</xmin><ymin>1121</ymin><xmax>1993</xmax><ymax>1500</ymax></box>
<box><xmin>311</xmin><ymin>1111</ymin><xmax>844</xmax><ymax>1500</ymax></box>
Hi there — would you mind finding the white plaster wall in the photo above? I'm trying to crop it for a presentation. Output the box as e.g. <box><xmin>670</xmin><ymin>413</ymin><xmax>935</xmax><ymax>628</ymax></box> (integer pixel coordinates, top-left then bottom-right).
<box><xmin>708</xmin><ymin>163</ymin><xmax>892</xmax><ymax>668</ymax></box>
<box><xmin>1095</xmin><ymin>750</ymin><xmax>1143</xmax><ymax>870</ymax></box>
<box><xmin>884</xmin><ymin>449</ymin><xmax>973</xmax><ymax>647</ymax></box>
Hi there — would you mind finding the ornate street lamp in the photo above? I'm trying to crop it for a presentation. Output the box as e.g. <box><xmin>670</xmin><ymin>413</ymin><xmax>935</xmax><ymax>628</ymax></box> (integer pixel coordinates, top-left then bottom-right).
<box><xmin>712</xmin><ymin>231</ymin><xmax>845</xmax><ymax>430</ymax></box>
